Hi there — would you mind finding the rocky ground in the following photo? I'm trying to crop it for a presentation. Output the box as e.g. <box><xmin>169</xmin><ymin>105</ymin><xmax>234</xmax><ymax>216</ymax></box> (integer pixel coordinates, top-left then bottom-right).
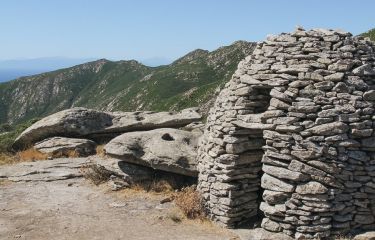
<box><xmin>0</xmin><ymin>158</ymin><xmax>238</xmax><ymax>240</ymax></box>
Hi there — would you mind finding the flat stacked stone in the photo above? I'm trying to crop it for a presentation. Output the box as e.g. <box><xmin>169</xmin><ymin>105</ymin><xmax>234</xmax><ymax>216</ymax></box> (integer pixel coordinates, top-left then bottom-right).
<box><xmin>197</xmin><ymin>27</ymin><xmax>375</xmax><ymax>238</ymax></box>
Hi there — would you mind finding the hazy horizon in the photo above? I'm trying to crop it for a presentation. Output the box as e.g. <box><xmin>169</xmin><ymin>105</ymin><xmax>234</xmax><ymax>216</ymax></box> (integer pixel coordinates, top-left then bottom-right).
<box><xmin>1</xmin><ymin>0</ymin><xmax>374</xmax><ymax>61</ymax></box>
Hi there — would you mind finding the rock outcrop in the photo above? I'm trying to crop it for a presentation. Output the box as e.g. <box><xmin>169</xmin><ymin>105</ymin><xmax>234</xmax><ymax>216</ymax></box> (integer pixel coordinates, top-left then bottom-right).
<box><xmin>0</xmin><ymin>157</ymin><xmax>155</xmax><ymax>183</ymax></box>
<box><xmin>197</xmin><ymin>27</ymin><xmax>375</xmax><ymax>238</ymax></box>
<box><xmin>13</xmin><ymin>107</ymin><xmax>201</xmax><ymax>150</ymax></box>
<box><xmin>34</xmin><ymin>137</ymin><xmax>97</xmax><ymax>157</ymax></box>
<box><xmin>105</xmin><ymin>128</ymin><xmax>199</xmax><ymax>177</ymax></box>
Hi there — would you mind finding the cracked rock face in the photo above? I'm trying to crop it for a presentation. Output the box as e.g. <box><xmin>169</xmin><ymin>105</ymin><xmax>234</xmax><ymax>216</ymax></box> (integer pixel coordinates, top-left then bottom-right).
<box><xmin>105</xmin><ymin>128</ymin><xmax>200</xmax><ymax>177</ymax></box>
<box><xmin>197</xmin><ymin>27</ymin><xmax>375</xmax><ymax>238</ymax></box>
<box><xmin>13</xmin><ymin>107</ymin><xmax>201</xmax><ymax>150</ymax></box>
<box><xmin>0</xmin><ymin>158</ymin><xmax>87</xmax><ymax>182</ymax></box>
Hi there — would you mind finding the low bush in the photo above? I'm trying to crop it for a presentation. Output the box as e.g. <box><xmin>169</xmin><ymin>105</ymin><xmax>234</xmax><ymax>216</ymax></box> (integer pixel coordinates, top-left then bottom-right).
<box><xmin>174</xmin><ymin>186</ymin><xmax>206</xmax><ymax>219</ymax></box>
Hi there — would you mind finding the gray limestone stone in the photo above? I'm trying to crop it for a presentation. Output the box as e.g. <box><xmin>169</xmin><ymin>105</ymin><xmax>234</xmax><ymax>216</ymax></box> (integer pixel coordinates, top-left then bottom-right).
<box><xmin>364</xmin><ymin>90</ymin><xmax>375</xmax><ymax>101</ymax></box>
<box><xmin>352</xmin><ymin>64</ymin><xmax>375</xmax><ymax>76</ymax></box>
<box><xmin>263</xmin><ymin>190</ymin><xmax>290</xmax><ymax>205</ymax></box>
<box><xmin>263</xmin><ymin>164</ymin><xmax>310</xmax><ymax>181</ymax></box>
<box><xmin>309</xmin><ymin>122</ymin><xmax>349</xmax><ymax>136</ymax></box>
<box><xmin>261</xmin><ymin>218</ymin><xmax>282</xmax><ymax>232</ymax></box>
<box><xmin>261</xmin><ymin>174</ymin><xmax>295</xmax><ymax>193</ymax></box>
<box><xmin>296</xmin><ymin>181</ymin><xmax>328</xmax><ymax>195</ymax></box>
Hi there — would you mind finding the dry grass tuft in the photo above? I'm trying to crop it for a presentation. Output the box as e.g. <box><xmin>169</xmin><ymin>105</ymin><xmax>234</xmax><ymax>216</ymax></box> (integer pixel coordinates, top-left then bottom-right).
<box><xmin>81</xmin><ymin>164</ymin><xmax>113</xmax><ymax>185</ymax></box>
<box><xmin>67</xmin><ymin>150</ymin><xmax>80</xmax><ymax>158</ymax></box>
<box><xmin>130</xmin><ymin>172</ymin><xmax>194</xmax><ymax>194</ymax></box>
<box><xmin>14</xmin><ymin>148</ymin><xmax>81</xmax><ymax>163</ymax></box>
<box><xmin>0</xmin><ymin>153</ymin><xmax>17</xmax><ymax>165</ymax></box>
<box><xmin>174</xmin><ymin>186</ymin><xmax>206</xmax><ymax>219</ymax></box>
<box><xmin>52</xmin><ymin>149</ymin><xmax>80</xmax><ymax>158</ymax></box>
<box><xmin>143</xmin><ymin>179</ymin><xmax>175</xmax><ymax>193</ymax></box>
<box><xmin>115</xmin><ymin>181</ymin><xmax>175</xmax><ymax>201</ymax></box>
<box><xmin>166</xmin><ymin>209</ymin><xmax>184</xmax><ymax>223</ymax></box>
<box><xmin>16</xmin><ymin>148</ymin><xmax>49</xmax><ymax>161</ymax></box>
<box><xmin>95</xmin><ymin>145</ymin><xmax>106</xmax><ymax>157</ymax></box>
<box><xmin>115</xmin><ymin>187</ymin><xmax>158</xmax><ymax>200</ymax></box>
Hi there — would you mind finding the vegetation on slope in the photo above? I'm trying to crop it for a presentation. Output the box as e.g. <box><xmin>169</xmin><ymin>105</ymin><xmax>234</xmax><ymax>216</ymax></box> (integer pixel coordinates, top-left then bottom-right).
<box><xmin>0</xmin><ymin>119</ymin><xmax>39</xmax><ymax>153</ymax></box>
<box><xmin>0</xmin><ymin>119</ymin><xmax>38</xmax><ymax>163</ymax></box>
<box><xmin>361</xmin><ymin>28</ymin><xmax>375</xmax><ymax>41</ymax></box>
<box><xmin>0</xmin><ymin>41</ymin><xmax>256</xmax><ymax>125</ymax></box>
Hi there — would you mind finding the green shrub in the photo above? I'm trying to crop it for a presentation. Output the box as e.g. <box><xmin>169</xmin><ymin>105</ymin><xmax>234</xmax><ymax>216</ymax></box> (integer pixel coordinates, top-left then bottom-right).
<box><xmin>0</xmin><ymin>118</ymin><xmax>39</xmax><ymax>154</ymax></box>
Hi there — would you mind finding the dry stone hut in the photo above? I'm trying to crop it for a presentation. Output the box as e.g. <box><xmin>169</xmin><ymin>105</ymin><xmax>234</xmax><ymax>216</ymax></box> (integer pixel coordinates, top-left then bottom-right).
<box><xmin>197</xmin><ymin>27</ymin><xmax>375</xmax><ymax>238</ymax></box>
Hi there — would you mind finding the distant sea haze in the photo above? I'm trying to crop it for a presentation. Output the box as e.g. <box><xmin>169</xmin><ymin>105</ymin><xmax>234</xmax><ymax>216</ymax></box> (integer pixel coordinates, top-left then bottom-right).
<box><xmin>0</xmin><ymin>69</ymin><xmax>48</xmax><ymax>82</ymax></box>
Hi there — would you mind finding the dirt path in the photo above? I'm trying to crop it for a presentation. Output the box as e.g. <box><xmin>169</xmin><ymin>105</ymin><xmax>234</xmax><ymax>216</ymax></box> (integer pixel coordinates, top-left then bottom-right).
<box><xmin>0</xmin><ymin>159</ymin><xmax>238</xmax><ymax>240</ymax></box>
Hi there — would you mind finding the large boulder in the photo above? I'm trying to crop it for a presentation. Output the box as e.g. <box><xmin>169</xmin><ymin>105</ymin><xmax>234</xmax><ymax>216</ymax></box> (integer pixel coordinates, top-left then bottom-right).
<box><xmin>13</xmin><ymin>107</ymin><xmax>201</xmax><ymax>150</ymax></box>
<box><xmin>104</xmin><ymin>128</ymin><xmax>199</xmax><ymax>177</ymax></box>
<box><xmin>34</xmin><ymin>137</ymin><xmax>97</xmax><ymax>157</ymax></box>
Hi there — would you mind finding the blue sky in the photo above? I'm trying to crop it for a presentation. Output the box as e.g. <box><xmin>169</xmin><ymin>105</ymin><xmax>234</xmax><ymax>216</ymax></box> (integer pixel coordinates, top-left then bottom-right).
<box><xmin>1</xmin><ymin>0</ymin><xmax>374</xmax><ymax>61</ymax></box>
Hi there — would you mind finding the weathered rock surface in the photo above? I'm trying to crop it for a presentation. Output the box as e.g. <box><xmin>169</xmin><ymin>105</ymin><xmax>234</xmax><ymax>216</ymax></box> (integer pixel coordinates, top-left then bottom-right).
<box><xmin>362</xmin><ymin>137</ymin><xmax>375</xmax><ymax>151</ymax></box>
<box><xmin>0</xmin><ymin>158</ymin><xmax>87</xmax><ymax>182</ymax></box>
<box><xmin>181</xmin><ymin>121</ymin><xmax>206</xmax><ymax>135</ymax></box>
<box><xmin>295</xmin><ymin>181</ymin><xmax>328</xmax><ymax>194</ymax></box>
<box><xmin>308</xmin><ymin>122</ymin><xmax>348</xmax><ymax>136</ymax></box>
<box><xmin>262</xmin><ymin>164</ymin><xmax>309</xmax><ymax>181</ymax></box>
<box><xmin>0</xmin><ymin>156</ymin><xmax>154</xmax><ymax>183</ymax></box>
<box><xmin>261</xmin><ymin>174</ymin><xmax>295</xmax><ymax>193</ymax></box>
<box><xmin>105</xmin><ymin>128</ymin><xmax>199</xmax><ymax>177</ymax></box>
<box><xmin>13</xmin><ymin>107</ymin><xmax>201</xmax><ymax>150</ymax></box>
<box><xmin>353</xmin><ymin>231</ymin><xmax>375</xmax><ymax>240</ymax></box>
<box><xmin>34</xmin><ymin>137</ymin><xmax>97</xmax><ymax>157</ymax></box>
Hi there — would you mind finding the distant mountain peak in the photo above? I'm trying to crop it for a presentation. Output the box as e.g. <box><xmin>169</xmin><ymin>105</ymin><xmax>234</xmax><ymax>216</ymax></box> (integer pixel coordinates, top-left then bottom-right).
<box><xmin>173</xmin><ymin>49</ymin><xmax>210</xmax><ymax>65</ymax></box>
<box><xmin>172</xmin><ymin>41</ymin><xmax>256</xmax><ymax>66</ymax></box>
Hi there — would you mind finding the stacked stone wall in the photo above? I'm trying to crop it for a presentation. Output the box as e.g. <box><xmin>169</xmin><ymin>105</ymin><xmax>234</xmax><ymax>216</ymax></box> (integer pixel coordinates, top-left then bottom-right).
<box><xmin>197</xmin><ymin>27</ymin><xmax>375</xmax><ymax>238</ymax></box>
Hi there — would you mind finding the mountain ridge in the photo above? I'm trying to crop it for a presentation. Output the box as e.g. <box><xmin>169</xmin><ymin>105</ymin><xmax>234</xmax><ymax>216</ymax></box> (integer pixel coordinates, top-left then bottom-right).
<box><xmin>0</xmin><ymin>57</ymin><xmax>98</xmax><ymax>82</ymax></box>
<box><xmin>0</xmin><ymin>41</ymin><xmax>256</xmax><ymax>125</ymax></box>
